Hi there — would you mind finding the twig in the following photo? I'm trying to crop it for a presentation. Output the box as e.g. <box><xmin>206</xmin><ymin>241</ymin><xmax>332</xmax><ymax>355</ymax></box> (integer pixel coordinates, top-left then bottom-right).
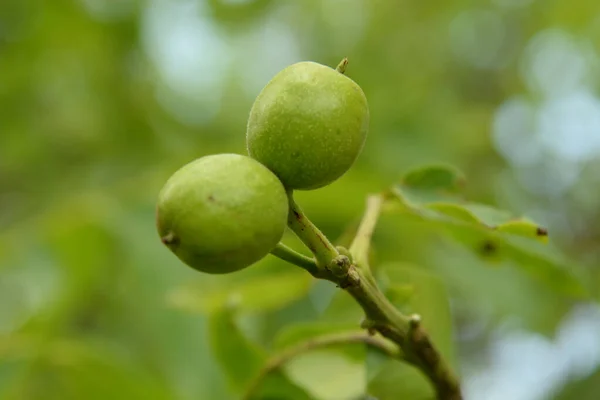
<box><xmin>285</xmin><ymin>192</ymin><xmax>463</xmax><ymax>399</ymax></box>
<box><xmin>405</xmin><ymin>315</ymin><xmax>461</xmax><ymax>399</ymax></box>
<box><xmin>346</xmin><ymin>263</ymin><xmax>462</xmax><ymax>399</ymax></box>
<box><xmin>349</xmin><ymin>194</ymin><xmax>383</xmax><ymax>269</ymax></box>
<box><xmin>242</xmin><ymin>330</ymin><xmax>401</xmax><ymax>400</ymax></box>
<box><xmin>286</xmin><ymin>191</ymin><xmax>339</xmax><ymax>270</ymax></box>
<box><xmin>270</xmin><ymin>242</ymin><xmax>319</xmax><ymax>276</ymax></box>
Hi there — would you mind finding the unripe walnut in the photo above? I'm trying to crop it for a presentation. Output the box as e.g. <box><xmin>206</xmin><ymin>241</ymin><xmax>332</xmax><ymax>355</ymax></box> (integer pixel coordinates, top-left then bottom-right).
<box><xmin>246</xmin><ymin>61</ymin><xmax>369</xmax><ymax>190</ymax></box>
<box><xmin>156</xmin><ymin>154</ymin><xmax>288</xmax><ymax>274</ymax></box>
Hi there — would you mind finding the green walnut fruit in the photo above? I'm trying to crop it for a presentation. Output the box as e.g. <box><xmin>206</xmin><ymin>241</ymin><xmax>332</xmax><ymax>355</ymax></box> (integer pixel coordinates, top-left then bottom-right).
<box><xmin>156</xmin><ymin>154</ymin><xmax>288</xmax><ymax>274</ymax></box>
<box><xmin>246</xmin><ymin>61</ymin><xmax>369</xmax><ymax>190</ymax></box>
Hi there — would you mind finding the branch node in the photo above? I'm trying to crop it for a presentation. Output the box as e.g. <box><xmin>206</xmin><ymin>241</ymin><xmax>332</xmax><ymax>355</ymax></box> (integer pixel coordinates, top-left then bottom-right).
<box><xmin>336</xmin><ymin>246</ymin><xmax>354</xmax><ymax>262</ymax></box>
<box><xmin>409</xmin><ymin>314</ymin><xmax>422</xmax><ymax>328</ymax></box>
<box><xmin>327</xmin><ymin>255</ymin><xmax>351</xmax><ymax>278</ymax></box>
<box><xmin>348</xmin><ymin>267</ymin><xmax>360</xmax><ymax>285</ymax></box>
<box><xmin>281</xmin><ymin>194</ymin><xmax>462</xmax><ymax>399</ymax></box>
<box><xmin>360</xmin><ymin>319</ymin><xmax>379</xmax><ymax>337</ymax></box>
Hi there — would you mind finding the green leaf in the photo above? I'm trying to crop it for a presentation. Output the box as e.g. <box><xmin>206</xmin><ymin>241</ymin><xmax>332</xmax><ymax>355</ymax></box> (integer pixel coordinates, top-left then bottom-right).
<box><xmin>169</xmin><ymin>271</ymin><xmax>312</xmax><ymax>314</ymax></box>
<box><xmin>283</xmin><ymin>349</ymin><xmax>366</xmax><ymax>400</ymax></box>
<box><xmin>384</xmin><ymin>284</ymin><xmax>414</xmax><ymax>310</ymax></box>
<box><xmin>273</xmin><ymin>324</ymin><xmax>376</xmax><ymax>400</ymax></box>
<box><xmin>251</xmin><ymin>370</ymin><xmax>313</xmax><ymax>400</ymax></box>
<box><xmin>496</xmin><ymin>219</ymin><xmax>549</xmax><ymax>243</ymax></box>
<box><xmin>0</xmin><ymin>337</ymin><xmax>174</xmax><ymax>400</ymax></box>
<box><xmin>379</xmin><ymin>187</ymin><xmax>589</xmax><ymax>335</ymax></box>
<box><xmin>382</xmin><ymin>183</ymin><xmax>588</xmax><ymax>299</ymax></box>
<box><xmin>498</xmin><ymin>236</ymin><xmax>584</xmax><ymax>297</ymax></box>
<box><xmin>390</xmin><ymin>165</ymin><xmax>466</xmax><ymax>206</ymax></box>
<box><xmin>437</xmin><ymin>221</ymin><xmax>586</xmax><ymax>298</ymax></box>
<box><xmin>401</xmin><ymin>165</ymin><xmax>466</xmax><ymax>194</ymax></box>
<box><xmin>208</xmin><ymin>315</ymin><xmax>321</xmax><ymax>400</ymax></box>
<box><xmin>365</xmin><ymin>344</ymin><xmax>389</xmax><ymax>383</ymax></box>
<box><xmin>320</xmin><ymin>289</ymin><xmax>364</xmax><ymax>324</ymax></box>
<box><xmin>428</xmin><ymin>239</ymin><xmax>576</xmax><ymax>335</ymax></box>
<box><xmin>461</xmin><ymin>203</ymin><xmax>515</xmax><ymax>226</ymax></box>
<box><xmin>208</xmin><ymin>308</ymin><xmax>266</xmax><ymax>392</ymax></box>
<box><xmin>308</xmin><ymin>279</ymin><xmax>339</xmax><ymax>314</ymax></box>
<box><xmin>274</xmin><ymin>322</ymin><xmax>359</xmax><ymax>350</ymax></box>
<box><xmin>368</xmin><ymin>360</ymin><xmax>434</xmax><ymax>400</ymax></box>
<box><xmin>424</xmin><ymin>202</ymin><xmax>480</xmax><ymax>223</ymax></box>
<box><xmin>255</xmin><ymin>323</ymin><xmax>374</xmax><ymax>400</ymax></box>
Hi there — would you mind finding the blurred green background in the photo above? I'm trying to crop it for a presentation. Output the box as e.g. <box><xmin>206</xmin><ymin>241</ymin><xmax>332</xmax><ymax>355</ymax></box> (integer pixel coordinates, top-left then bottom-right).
<box><xmin>1</xmin><ymin>0</ymin><xmax>600</xmax><ymax>399</ymax></box>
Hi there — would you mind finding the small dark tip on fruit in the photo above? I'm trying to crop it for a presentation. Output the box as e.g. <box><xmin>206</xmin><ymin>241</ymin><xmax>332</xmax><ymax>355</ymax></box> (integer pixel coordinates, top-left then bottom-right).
<box><xmin>161</xmin><ymin>232</ymin><xmax>179</xmax><ymax>246</ymax></box>
<box><xmin>536</xmin><ymin>226</ymin><xmax>548</xmax><ymax>236</ymax></box>
<box><xmin>336</xmin><ymin>57</ymin><xmax>349</xmax><ymax>74</ymax></box>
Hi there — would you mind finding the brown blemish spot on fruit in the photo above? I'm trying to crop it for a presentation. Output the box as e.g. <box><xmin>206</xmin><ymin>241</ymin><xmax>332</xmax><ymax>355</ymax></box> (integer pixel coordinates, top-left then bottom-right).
<box><xmin>208</xmin><ymin>194</ymin><xmax>215</xmax><ymax>202</ymax></box>
<box><xmin>293</xmin><ymin>210</ymin><xmax>301</xmax><ymax>219</ymax></box>
<box><xmin>161</xmin><ymin>232</ymin><xmax>179</xmax><ymax>246</ymax></box>
<box><xmin>536</xmin><ymin>227</ymin><xmax>548</xmax><ymax>236</ymax></box>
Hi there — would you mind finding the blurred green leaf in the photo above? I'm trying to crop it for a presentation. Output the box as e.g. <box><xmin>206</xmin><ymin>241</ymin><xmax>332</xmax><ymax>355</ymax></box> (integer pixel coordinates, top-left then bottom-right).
<box><xmin>400</xmin><ymin>165</ymin><xmax>466</xmax><ymax>201</ymax></box>
<box><xmin>428</xmin><ymin>239</ymin><xmax>575</xmax><ymax>335</ymax></box>
<box><xmin>247</xmin><ymin>322</ymin><xmax>372</xmax><ymax>400</ymax></box>
<box><xmin>39</xmin><ymin>215</ymin><xmax>123</xmax><ymax>333</ymax></box>
<box><xmin>320</xmin><ymin>290</ymin><xmax>364</xmax><ymax>325</ymax></box>
<box><xmin>424</xmin><ymin>202</ymin><xmax>479</xmax><ymax>223</ymax></box>
<box><xmin>250</xmin><ymin>370</ymin><xmax>312</xmax><ymax>400</ymax></box>
<box><xmin>446</xmin><ymin>223</ymin><xmax>585</xmax><ymax>298</ymax></box>
<box><xmin>387</xmin><ymin>165</ymin><xmax>466</xmax><ymax>212</ymax></box>
<box><xmin>383</xmin><ymin>284</ymin><xmax>414</xmax><ymax>311</ymax></box>
<box><xmin>308</xmin><ymin>279</ymin><xmax>339</xmax><ymax>315</ymax></box>
<box><xmin>208</xmin><ymin>308</ymin><xmax>266</xmax><ymax>392</ymax></box>
<box><xmin>273</xmin><ymin>323</ymin><xmax>375</xmax><ymax>400</ymax></box>
<box><xmin>45</xmin><ymin>341</ymin><xmax>173</xmax><ymax>400</ymax></box>
<box><xmin>205</xmin><ymin>306</ymin><xmax>315</xmax><ymax>400</ymax></box>
<box><xmin>496</xmin><ymin>219</ymin><xmax>549</xmax><ymax>243</ymax></box>
<box><xmin>169</xmin><ymin>271</ymin><xmax>312</xmax><ymax>314</ymax></box>
<box><xmin>389</xmin><ymin>165</ymin><xmax>524</xmax><ymax>228</ymax></box>
<box><xmin>553</xmin><ymin>367</ymin><xmax>600</xmax><ymax>400</ymax></box>
<box><xmin>283</xmin><ymin>349</ymin><xmax>365</xmax><ymax>400</ymax></box>
<box><xmin>368</xmin><ymin>360</ymin><xmax>434</xmax><ymax>400</ymax></box>
<box><xmin>274</xmin><ymin>322</ymin><xmax>359</xmax><ymax>350</ymax></box>
<box><xmin>380</xmin><ymin>263</ymin><xmax>456</xmax><ymax>369</ymax></box>
<box><xmin>0</xmin><ymin>337</ymin><xmax>173</xmax><ymax>400</ymax></box>
<box><xmin>460</xmin><ymin>203</ymin><xmax>515</xmax><ymax>227</ymax></box>
<box><xmin>384</xmin><ymin>180</ymin><xmax>588</xmax><ymax>299</ymax></box>
<box><xmin>207</xmin><ymin>0</ymin><xmax>274</xmax><ymax>27</ymax></box>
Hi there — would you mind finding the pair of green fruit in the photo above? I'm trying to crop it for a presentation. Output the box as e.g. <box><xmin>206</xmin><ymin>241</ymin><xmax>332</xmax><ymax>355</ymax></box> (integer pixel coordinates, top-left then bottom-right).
<box><xmin>156</xmin><ymin>61</ymin><xmax>369</xmax><ymax>274</ymax></box>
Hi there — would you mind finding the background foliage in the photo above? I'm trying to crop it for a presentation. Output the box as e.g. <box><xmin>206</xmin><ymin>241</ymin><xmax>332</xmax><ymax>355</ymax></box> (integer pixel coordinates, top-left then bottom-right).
<box><xmin>1</xmin><ymin>0</ymin><xmax>600</xmax><ymax>399</ymax></box>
